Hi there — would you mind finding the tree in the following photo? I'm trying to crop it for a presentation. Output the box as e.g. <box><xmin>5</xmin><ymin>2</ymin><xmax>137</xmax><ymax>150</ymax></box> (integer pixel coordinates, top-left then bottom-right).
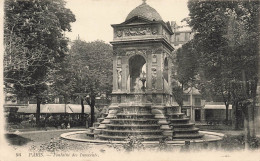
<box><xmin>172</xmin><ymin>40</ymin><xmax>199</xmax><ymax>108</ymax></box>
<box><xmin>4</xmin><ymin>0</ymin><xmax>76</xmax><ymax>124</ymax></box>
<box><xmin>188</xmin><ymin>0</ymin><xmax>259</xmax><ymax>147</ymax></box>
<box><xmin>53</xmin><ymin>39</ymin><xmax>113</xmax><ymax>127</ymax></box>
<box><xmin>48</xmin><ymin>54</ymin><xmax>76</xmax><ymax>105</ymax></box>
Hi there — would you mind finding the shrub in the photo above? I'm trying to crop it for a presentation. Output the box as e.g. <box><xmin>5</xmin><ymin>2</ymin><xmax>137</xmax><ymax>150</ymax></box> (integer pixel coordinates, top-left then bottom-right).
<box><xmin>123</xmin><ymin>135</ymin><xmax>145</xmax><ymax>152</ymax></box>
<box><xmin>248</xmin><ymin>137</ymin><xmax>260</xmax><ymax>149</ymax></box>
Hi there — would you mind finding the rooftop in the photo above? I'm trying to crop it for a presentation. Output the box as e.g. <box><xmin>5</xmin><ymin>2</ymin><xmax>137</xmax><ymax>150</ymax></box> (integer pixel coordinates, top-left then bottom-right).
<box><xmin>125</xmin><ymin>1</ymin><xmax>163</xmax><ymax>22</ymax></box>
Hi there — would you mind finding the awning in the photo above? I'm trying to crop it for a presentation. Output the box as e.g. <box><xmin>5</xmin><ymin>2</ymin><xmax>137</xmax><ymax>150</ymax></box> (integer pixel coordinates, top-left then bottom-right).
<box><xmin>17</xmin><ymin>104</ymin><xmax>95</xmax><ymax>114</ymax></box>
<box><xmin>66</xmin><ymin>104</ymin><xmax>96</xmax><ymax>114</ymax></box>
<box><xmin>40</xmin><ymin>104</ymin><xmax>74</xmax><ymax>113</ymax></box>
<box><xmin>4</xmin><ymin>104</ymin><xmax>26</xmax><ymax>112</ymax></box>
<box><xmin>17</xmin><ymin>104</ymin><xmax>36</xmax><ymax>113</ymax></box>
<box><xmin>204</xmin><ymin>105</ymin><xmax>232</xmax><ymax>110</ymax></box>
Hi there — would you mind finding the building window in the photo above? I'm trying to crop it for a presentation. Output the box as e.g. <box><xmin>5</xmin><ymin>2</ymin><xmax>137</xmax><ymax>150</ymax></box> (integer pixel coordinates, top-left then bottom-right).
<box><xmin>185</xmin><ymin>33</ymin><xmax>190</xmax><ymax>41</ymax></box>
<box><xmin>152</xmin><ymin>55</ymin><xmax>157</xmax><ymax>63</ymax></box>
<box><xmin>181</xmin><ymin>109</ymin><xmax>187</xmax><ymax>115</ymax></box>
<box><xmin>117</xmin><ymin>57</ymin><xmax>121</xmax><ymax>65</ymax></box>
<box><xmin>195</xmin><ymin>98</ymin><xmax>201</xmax><ymax>106</ymax></box>
<box><xmin>183</xmin><ymin>95</ymin><xmax>189</xmax><ymax>102</ymax></box>
<box><xmin>175</xmin><ymin>33</ymin><xmax>180</xmax><ymax>42</ymax></box>
<box><xmin>179</xmin><ymin>33</ymin><xmax>185</xmax><ymax>41</ymax></box>
<box><xmin>55</xmin><ymin>97</ymin><xmax>60</xmax><ymax>104</ymax></box>
<box><xmin>117</xmin><ymin>96</ymin><xmax>121</xmax><ymax>103</ymax></box>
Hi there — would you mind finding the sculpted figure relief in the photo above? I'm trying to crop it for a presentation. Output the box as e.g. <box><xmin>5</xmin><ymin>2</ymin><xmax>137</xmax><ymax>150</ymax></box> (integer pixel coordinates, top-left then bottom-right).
<box><xmin>124</xmin><ymin>27</ymin><xmax>149</xmax><ymax>36</ymax></box>
<box><xmin>114</xmin><ymin>48</ymin><xmax>161</xmax><ymax>56</ymax></box>
<box><xmin>115</xmin><ymin>27</ymin><xmax>157</xmax><ymax>37</ymax></box>
<box><xmin>151</xmin><ymin>68</ymin><xmax>157</xmax><ymax>89</ymax></box>
<box><xmin>116</xmin><ymin>30</ymin><xmax>123</xmax><ymax>37</ymax></box>
<box><xmin>117</xmin><ymin>68</ymin><xmax>122</xmax><ymax>90</ymax></box>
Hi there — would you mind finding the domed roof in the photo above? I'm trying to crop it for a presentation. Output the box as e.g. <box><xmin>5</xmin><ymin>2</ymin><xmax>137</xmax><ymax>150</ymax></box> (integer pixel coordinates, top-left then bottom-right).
<box><xmin>125</xmin><ymin>2</ymin><xmax>163</xmax><ymax>22</ymax></box>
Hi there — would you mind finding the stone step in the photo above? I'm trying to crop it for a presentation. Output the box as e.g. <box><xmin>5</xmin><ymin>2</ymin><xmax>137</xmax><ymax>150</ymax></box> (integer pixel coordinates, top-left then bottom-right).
<box><xmin>93</xmin><ymin>122</ymin><xmax>100</xmax><ymax>128</ymax></box>
<box><xmin>89</xmin><ymin>127</ymin><xmax>95</xmax><ymax>132</ymax></box>
<box><xmin>105</xmin><ymin>124</ymin><xmax>160</xmax><ymax>130</ymax></box>
<box><xmin>168</xmin><ymin>118</ymin><xmax>190</xmax><ymax>124</ymax></box>
<box><xmin>172</xmin><ymin>133</ymin><xmax>204</xmax><ymax>139</ymax></box>
<box><xmin>110</xmin><ymin>118</ymin><xmax>158</xmax><ymax>121</ymax></box>
<box><xmin>166</xmin><ymin>113</ymin><xmax>186</xmax><ymax>119</ymax></box>
<box><xmin>168</xmin><ymin>118</ymin><xmax>190</xmax><ymax>121</ymax></box>
<box><xmin>119</xmin><ymin>104</ymin><xmax>152</xmax><ymax>108</ymax></box>
<box><xmin>116</xmin><ymin>113</ymin><xmax>155</xmax><ymax>119</ymax></box>
<box><xmin>170</xmin><ymin>123</ymin><xmax>195</xmax><ymax>128</ymax></box>
<box><xmin>120</xmin><ymin>106</ymin><xmax>152</xmax><ymax>111</ymax></box>
<box><xmin>86</xmin><ymin>132</ymin><xmax>94</xmax><ymax>138</ymax></box>
<box><xmin>166</xmin><ymin>113</ymin><xmax>185</xmax><ymax>116</ymax></box>
<box><xmin>173</xmin><ymin>127</ymin><xmax>199</xmax><ymax>133</ymax></box>
<box><xmin>110</xmin><ymin>118</ymin><xmax>158</xmax><ymax>124</ymax></box>
<box><xmin>102</xmin><ymin>129</ymin><xmax>163</xmax><ymax>136</ymax></box>
<box><xmin>102</xmin><ymin>129</ymin><xmax>163</xmax><ymax>133</ymax></box>
<box><xmin>98</xmin><ymin>134</ymin><xmax>166</xmax><ymax>141</ymax></box>
<box><xmin>97</xmin><ymin>118</ymin><xmax>104</xmax><ymax>122</ymax></box>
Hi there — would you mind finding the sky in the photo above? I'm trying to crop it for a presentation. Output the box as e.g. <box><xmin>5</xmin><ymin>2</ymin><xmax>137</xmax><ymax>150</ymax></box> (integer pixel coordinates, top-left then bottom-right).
<box><xmin>65</xmin><ymin>0</ymin><xmax>189</xmax><ymax>43</ymax></box>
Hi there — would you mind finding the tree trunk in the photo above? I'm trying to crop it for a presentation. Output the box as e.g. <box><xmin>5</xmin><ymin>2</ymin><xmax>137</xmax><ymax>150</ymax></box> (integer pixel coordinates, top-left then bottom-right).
<box><xmin>249</xmin><ymin>99</ymin><xmax>256</xmax><ymax>137</ymax></box>
<box><xmin>80</xmin><ymin>97</ymin><xmax>85</xmax><ymax>125</ymax></box>
<box><xmin>64</xmin><ymin>97</ymin><xmax>67</xmax><ymax>114</ymax></box>
<box><xmin>90</xmin><ymin>97</ymin><xmax>95</xmax><ymax>127</ymax></box>
<box><xmin>181</xmin><ymin>83</ymin><xmax>184</xmax><ymax>108</ymax></box>
<box><xmin>256</xmin><ymin>3</ymin><xmax>260</xmax><ymax>136</ymax></box>
<box><xmin>225</xmin><ymin>103</ymin><xmax>229</xmax><ymax>123</ymax></box>
<box><xmin>90</xmin><ymin>105</ymin><xmax>95</xmax><ymax>127</ymax></box>
<box><xmin>86</xmin><ymin>95</ymin><xmax>96</xmax><ymax>127</ymax></box>
<box><xmin>36</xmin><ymin>97</ymin><xmax>41</xmax><ymax>125</ymax></box>
<box><xmin>232</xmin><ymin>101</ymin><xmax>239</xmax><ymax>130</ymax></box>
<box><xmin>244</xmin><ymin>116</ymin><xmax>250</xmax><ymax>149</ymax></box>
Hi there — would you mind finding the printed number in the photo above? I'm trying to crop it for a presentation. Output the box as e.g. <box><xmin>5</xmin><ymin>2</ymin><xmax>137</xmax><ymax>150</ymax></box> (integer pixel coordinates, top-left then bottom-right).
<box><xmin>16</xmin><ymin>153</ymin><xmax>21</xmax><ymax>157</ymax></box>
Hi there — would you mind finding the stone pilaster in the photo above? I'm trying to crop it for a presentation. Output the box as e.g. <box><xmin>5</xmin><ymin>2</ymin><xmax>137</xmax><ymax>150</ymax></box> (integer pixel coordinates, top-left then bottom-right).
<box><xmin>168</xmin><ymin>57</ymin><xmax>172</xmax><ymax>94</ymax></box>
<box><xmin>113</xmin><ymin>56</ymin><xmax>117</xmax><ymax>91</ymax></box>
<box><xmin>156</xmin><ymin>53</ymin><xmax>163</xmax><ymax>91</ymax></box>
<box><xmin>147</xmin><ymin>54</ymin><xmax>152</xmax><ymax>91</ymax></box>
<box><xmin>121</xmin><ymin>56</ymin><xmax>127</xmax><ymax>92</ymax></box>
<box><xmin>200</xmin><ymin>108</ymin><xmax>206</xmax><ymax>122</ymax></box>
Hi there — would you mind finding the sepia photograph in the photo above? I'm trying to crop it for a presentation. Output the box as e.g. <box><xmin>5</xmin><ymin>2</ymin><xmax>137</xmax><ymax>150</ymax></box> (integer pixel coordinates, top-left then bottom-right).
<box><xmin>1</xmin><ymin>0</ymin><xmax>260</xmax><ymax>160</ymax></box>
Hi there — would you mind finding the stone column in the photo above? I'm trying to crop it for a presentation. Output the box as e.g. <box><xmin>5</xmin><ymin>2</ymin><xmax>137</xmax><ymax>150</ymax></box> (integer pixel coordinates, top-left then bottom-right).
<box><xmin>121</xmin><ymin>56</ymin><xmax>127</xmax><ymax>92</ymax></box>
<box><xmin>112</xmin><ymin>56</ymin><xmax>117</xmax><ymax>92</ymax></box>
<box><xmin>187</xmin><ymin>108</ymin><xmax>191</xmax><ymax>117</ymax></box>
<box><xmin>190</xmin><ymin>107</ymin><xmax>195</xmax><ymax>123</ymax></box>
<box><xmin>146</xmin><ymin>54</ymin><xmax>152</xmax><ymax>91</ymax></box>
<box><xmin>156</xmin><ymin>53</ymin><xmax>163</xmax><ymax>91</ymax></box>
<box><xmin>190</xmin><ymin>90</ymin><xmax>195</xmax><ymax>123</ymax></box>
<box><xmin>200</xmin><ymin>108</ymin><xmax>206</xmax><ymax>123</ymax></box>
<box><xmin>168</xmin><ymin>56</ymin><xmax>172</xmax><ymax>94</ymax></box>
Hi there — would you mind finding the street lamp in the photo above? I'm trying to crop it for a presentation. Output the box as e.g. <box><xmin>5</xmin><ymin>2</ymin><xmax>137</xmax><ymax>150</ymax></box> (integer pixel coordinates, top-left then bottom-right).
<box><xmin>139</xmin><ymin>71</ymin><xmax>146</xmax><ymax>92</ymax></box>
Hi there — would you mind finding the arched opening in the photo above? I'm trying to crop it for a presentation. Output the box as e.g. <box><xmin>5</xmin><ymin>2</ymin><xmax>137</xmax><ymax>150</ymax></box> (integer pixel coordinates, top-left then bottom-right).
<box><xmin>129</xmin><ymin>55</ymin><xmax>146</xmax><ymax>92</ymax></box>
<box><xmin>163</xmin><ymin>57</ymin><xmax>169</xmax><ymax>82</ymax></box>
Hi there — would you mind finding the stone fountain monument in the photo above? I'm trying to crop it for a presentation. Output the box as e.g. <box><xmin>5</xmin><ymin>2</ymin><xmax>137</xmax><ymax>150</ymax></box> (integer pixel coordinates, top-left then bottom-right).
<box><xmin>90</xmin><ymin>0</ymin><xmax>203</xmax><ymax>141</ymax></box>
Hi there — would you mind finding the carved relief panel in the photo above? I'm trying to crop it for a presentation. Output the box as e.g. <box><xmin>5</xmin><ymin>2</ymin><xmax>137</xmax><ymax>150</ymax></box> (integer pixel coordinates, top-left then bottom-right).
<box><xmin>162</xmin><ymin>29</ymin><xmax>171</xmax><ymax>42</ymax></box>
<box><xmin>114</xmin><ymin>48</ymin><xmax>162</xmax><ymax>57</ymax></box>
<box><xmin>114</xmin><ymin>26</ymin><xmax>158</xmax><ymax>38</ymax></box>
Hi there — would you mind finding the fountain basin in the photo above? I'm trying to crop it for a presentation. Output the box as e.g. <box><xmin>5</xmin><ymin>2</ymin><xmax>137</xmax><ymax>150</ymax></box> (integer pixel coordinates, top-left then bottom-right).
<box><xmin>60</xmin><ymin>130</ymin><xmax>224</xmax><ymax>147</ymax></box>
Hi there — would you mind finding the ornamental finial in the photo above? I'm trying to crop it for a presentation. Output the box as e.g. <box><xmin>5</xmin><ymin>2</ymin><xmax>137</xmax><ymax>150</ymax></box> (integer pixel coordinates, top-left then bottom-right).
<box><xmin>142</xmin><ymin>0</ymin><xmax>147</xmax><ymax>4</ymax></box>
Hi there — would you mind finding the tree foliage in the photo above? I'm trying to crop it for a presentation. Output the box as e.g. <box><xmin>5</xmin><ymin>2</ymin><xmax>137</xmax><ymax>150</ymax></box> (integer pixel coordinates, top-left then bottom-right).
<box><xmin>172</xmin><ymin>40</ymin><xmax>198</xmax><ymax>107</ymax></box>
<box><xmin>51</xmin><ymin>39</ymin><xmax>113</xmax><ymax>126</ymax></box>
<box><xmin>187</xmin><ymin>0</ymin><xmax>259</xmax><ymax>132</ymax></box>
<box><xmin>4</xmin><ymin>0</ymin><xmax>76</xmax><ymax>124</ymax></box>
